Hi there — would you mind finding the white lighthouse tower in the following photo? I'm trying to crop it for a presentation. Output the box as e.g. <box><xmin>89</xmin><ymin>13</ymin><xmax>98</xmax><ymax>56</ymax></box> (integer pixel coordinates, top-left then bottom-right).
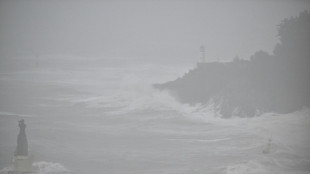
<box><xmin>200</xmin><ymin>45</ymin><xmax>206</xmax><ymax>63</ymax></box>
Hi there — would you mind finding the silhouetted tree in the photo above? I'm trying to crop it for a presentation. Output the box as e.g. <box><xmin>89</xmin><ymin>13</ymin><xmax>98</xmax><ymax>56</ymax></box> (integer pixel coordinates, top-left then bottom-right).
<box><xmin>155</xmin><ymin>11</ymin><xmax>310</xmax><ymax>117</ymax></box>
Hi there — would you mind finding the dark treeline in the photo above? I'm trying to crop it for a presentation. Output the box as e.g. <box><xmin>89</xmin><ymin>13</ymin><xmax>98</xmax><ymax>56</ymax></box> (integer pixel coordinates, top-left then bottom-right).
<box><xmin>154</xmin><ymin>11</ymin><xmax>310</xmax><ymax>118</ymax></box>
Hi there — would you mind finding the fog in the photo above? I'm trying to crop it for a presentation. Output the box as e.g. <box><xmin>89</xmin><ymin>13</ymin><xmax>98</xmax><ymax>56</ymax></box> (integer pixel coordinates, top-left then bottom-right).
<box><xmin>1</xmin><ymin>1</ymin><xmax>310</xmax><ymax>174</ymax></box>
<box><xmin>1</xmin><ymin>0</ymin><xmax>309</xmax><ymax>63</ymax></box>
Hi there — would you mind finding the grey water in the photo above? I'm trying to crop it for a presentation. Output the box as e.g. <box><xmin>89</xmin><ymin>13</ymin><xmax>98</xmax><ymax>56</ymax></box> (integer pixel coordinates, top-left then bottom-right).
<box><xmin>1</xmin><ymin>61</ymin><xmax>309</xmax><ymax>174</ymax></box>
<box><xmin>1</xmin><ymin>1</ymin><xmax>310</xmax><ymax>173</ymax></box>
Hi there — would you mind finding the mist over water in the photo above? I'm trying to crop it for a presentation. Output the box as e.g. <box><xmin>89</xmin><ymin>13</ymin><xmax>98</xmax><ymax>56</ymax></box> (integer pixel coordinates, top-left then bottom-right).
<box><xmin>1</xmin><ymin>1</ymin><xmax>310</xmax><ymax>174</ymax></box>
<box><xmin>0</xmin><ymin>60</ymin><xmax>309</xmax><ymax>174</ymax></box>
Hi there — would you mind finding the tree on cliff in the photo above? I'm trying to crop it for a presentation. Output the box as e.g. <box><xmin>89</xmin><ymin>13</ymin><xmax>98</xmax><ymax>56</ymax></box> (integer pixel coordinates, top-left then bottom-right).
<box><xmin>272</xmin><ymin>10</ymin><xmax>310</xmax><ymax>113</ymax></box>
<box><xmin>155</xmin><ymin>11</ymin><xmax>310</xmax><ymax>117</ymax></box>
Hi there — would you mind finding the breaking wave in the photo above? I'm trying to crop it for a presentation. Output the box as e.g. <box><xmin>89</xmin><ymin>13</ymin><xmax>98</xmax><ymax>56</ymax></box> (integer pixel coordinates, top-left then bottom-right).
<box><xmin>33</xmin><ymin>161</ymin><xmax>71</xmax><ymax>174</ymax></box>
<box><xmin>48</xmin><ymin>63</ymin><xmax>218</xmax><ymax>119</ymax></box>
<box><xmin>225</xmin><ymin>160</ymin><xmax>271</xmax><ymax>174</ymax></box>
<box><xmin>0</xmin><ymin>161</ymin><xmax>71</xmax><ymax>174</ymax></box>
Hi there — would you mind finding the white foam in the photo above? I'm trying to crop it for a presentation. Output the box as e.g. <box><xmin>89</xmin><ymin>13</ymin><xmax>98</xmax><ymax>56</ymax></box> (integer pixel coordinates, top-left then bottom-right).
<box><xmin>0</xmin><ymin>167</ymin><xmax>11</xmax><ymax>174</ymax></box>
<box><xmin>166</xmin><ymin>137</ymin><xmax>231</xmax><ymax>143</ymax></box>
<box><xmin>33</xmin><ymin>161</ymin><xmax>71</xmax><ymax>174</ymax></box>
<box><xmin>0</xmin><ymin>111</ymin><xmax>35</xmax><ymax>118</ymax></box>
<box><xmin>226</xmin><ymin>160</ymin><xmax>270</xmax><ymax>174</ymax></box>
<box><xmin>0</xmin><ymin>161</ymin><xmax>70</xmax><ymax>174</ymax></box>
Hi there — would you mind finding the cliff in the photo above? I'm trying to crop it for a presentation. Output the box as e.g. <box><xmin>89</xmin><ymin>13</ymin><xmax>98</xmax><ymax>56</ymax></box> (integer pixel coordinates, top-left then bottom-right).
<box><xmin>154</xmin><ymin>11</ymin><xmax>310</xmax><ymax>118</ymax></box>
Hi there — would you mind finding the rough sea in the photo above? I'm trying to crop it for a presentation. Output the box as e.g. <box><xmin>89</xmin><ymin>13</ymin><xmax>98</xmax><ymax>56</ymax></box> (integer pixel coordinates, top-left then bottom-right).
<box><xmin>1</xmin><ymin>58</ymin><xmax>309</xmax><ymax>174</ymax></box>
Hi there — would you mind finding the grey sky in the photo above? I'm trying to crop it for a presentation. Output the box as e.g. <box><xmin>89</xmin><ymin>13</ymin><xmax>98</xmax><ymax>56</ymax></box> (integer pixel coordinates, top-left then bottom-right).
<box><xmin>0</xmin><ymin>0</ymin><xmax>310</xmax><ymax>63</ymax></box>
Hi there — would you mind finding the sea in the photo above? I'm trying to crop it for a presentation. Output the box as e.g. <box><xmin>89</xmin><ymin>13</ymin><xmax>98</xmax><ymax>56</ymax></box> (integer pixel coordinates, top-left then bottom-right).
<box><xmin>0</xmin><ymin>57</ymin><xmax>309</xmax><ymax>174</ymax></box>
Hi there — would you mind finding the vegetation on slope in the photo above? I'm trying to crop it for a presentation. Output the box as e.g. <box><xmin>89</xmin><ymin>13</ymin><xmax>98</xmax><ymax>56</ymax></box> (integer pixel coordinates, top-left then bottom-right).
<box><xmin>155</xmin><ymin>11</ymin><xmax>310</xmax><ymax>117</ymax></box>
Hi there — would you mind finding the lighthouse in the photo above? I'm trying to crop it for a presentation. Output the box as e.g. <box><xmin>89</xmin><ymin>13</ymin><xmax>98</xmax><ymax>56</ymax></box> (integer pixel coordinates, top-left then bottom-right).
<box><xmin>200</xmin><ymin>45</ymin><xmax>206</xmax><ymax>63</ymax></box>
<box><xmin>10</xmin><ymin>120</ymin><xmax>33</xmax><ymax>174</ymax></box>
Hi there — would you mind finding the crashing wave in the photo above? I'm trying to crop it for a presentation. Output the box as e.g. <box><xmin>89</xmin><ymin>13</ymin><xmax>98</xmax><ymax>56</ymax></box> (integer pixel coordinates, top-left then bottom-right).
<box><xmin>33</xmin><ymin>161</ymin><xmax>71</xmax><ymax>174</ymax></box>
<box><xmin>0</xmin><ymin>161</ymin><xmax>71</xmax><ymax>174</ymax></box>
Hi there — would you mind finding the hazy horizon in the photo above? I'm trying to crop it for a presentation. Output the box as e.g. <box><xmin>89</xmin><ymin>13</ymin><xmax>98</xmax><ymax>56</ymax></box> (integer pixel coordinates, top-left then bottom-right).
<box><xmin>1</xmin><ymin>1</ymin><xmax>310</xmax><ymax>173</ymax></box>
<box><xmin>1</xmin><ymin>0</ymin><xmax>310</xmax><ymax>64</ymax></box>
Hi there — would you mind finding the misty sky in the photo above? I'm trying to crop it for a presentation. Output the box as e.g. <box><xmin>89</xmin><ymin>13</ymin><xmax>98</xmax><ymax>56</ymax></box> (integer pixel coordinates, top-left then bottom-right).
<box><xmin>0</xmin><ymin>0</ymin><xmax>310</xmax><ymax>63</ymax></box>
